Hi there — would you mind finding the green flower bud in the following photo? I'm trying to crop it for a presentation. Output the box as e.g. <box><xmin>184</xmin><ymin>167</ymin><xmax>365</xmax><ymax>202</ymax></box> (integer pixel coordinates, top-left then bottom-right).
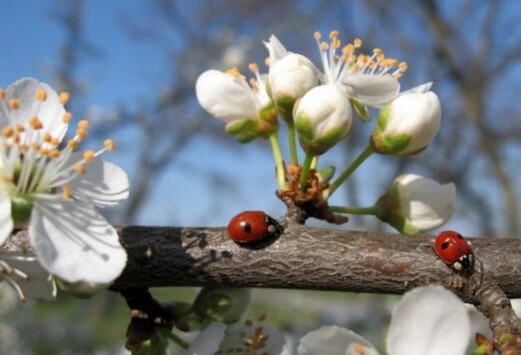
<box><xmin>294</xmin><ymin>84</ymin><xmax>353</xmax><ymax>155</ymax></box>
<box><xmin>371</xmin><ymin>85</ymin><xmax>441</xmax><ymax>155</ymax></box>
<box><xmin>193</xmin><ymin>288</ymin><xmax>250</xmax><ymax>324</ymax></box>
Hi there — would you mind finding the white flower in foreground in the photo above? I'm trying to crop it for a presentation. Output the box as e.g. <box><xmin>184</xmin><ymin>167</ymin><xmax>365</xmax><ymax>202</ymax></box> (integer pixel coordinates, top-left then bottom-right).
<box><xmin>376</xmin><ymin>174</ymin><xmax>456</xmax><ymax>235</ymax></box>
<box><xmin>313</xmin><ymin>30</ymin><xmax>405</xmax><ymax>108</ymax></box>
<box><xmin>297</xmin><ymin>285</ymin><xmax>470</xmax><ymax>355</ymax></box>
<box><xmin>195</xmin><ymin>65</ymin><xmax>278</xmax><ymax>142</ymax></box>
<box><xmin>0</xmin><ymin>77</ymin><xmax>129</xmax><ymax>295</ymax></box>
<box><xmin>264</xmin><ymin>35</ymin><xmax>320</xmax><ymax>119</ymax></box>
<box><xmin>187</xmin><ymin>318</ymin><xmax>286</xmax><ymax>355</ymax></box>
<box><xmin>294</xmin><ymin>84</ymin><xmax>353</xmax><ymax>155</ymax></box>
<box><xmin>371</xmin><ymin>83</ymin><xmax>441</xmax><ymax>155</ymax></box>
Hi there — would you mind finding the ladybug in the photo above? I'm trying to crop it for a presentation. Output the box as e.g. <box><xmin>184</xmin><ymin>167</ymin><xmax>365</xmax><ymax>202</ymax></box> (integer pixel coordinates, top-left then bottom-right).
<box><xmin>227</xmin><ymin>210</ymin><xmax>281</xmax><ymax>244</ymax></box>
<box><xmin>433</xmin><ymin>230</ymin><xmax>474</xmax><ymax>272</ymax></box>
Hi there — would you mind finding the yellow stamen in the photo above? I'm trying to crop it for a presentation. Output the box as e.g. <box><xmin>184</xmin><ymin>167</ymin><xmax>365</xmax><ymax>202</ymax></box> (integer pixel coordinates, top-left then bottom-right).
<box><xmin>38</xmin><ymin>148</ymin><xmax>50</xmax><ymax>157</ymax></box>
<box><xmin>73</xmin><ymin>164</ymin><xmax>86</xmax><ymax>175</ymax></box>
<box><xmin>35</xmin><ymin>89</ymin><xmax>47</xmax><ymax>101</ymax></box>
<box><xmin>59</xmin><ymin>91</ymin><xmax>70</xmax><ymax>104</ymax></box>
<box><xmin>355</xmin><ymin>344</ymin><xmax>366</xmax><ymax>354</ymax></box>
<box><xmin>225</xmin><ymin>67</ymin><xmax>242</xmax><ymax>77</ymax></box>
<box><xmin>19</xmin><ymin>144</ymin><xmax>29</xmax><ymax>152</ymax></box>
<box><xmin>49</xmin><ymin>149</ymin><xmax>60</xmax><ymax>158</ymax></box>
<box><xmin>103</xmin><ymin>139</ymin><xmax>115</xmax><ymax>151</ymax></box>
<box><xmin>29</xmin><ymin>117</ymin><xmax>43</xmax><ymax>130</ymax></box>
<box><xmin>264</xmin><ymin>57</ymin><xmax>271</xmax><ymax>66</ymax></box>
<box><xmin>399</xmin><ymin>62</ymin><xmax>408</xmax><ymax>72</ymax></box>
<box><xmin>83</xmin><ymin>150</ymin><xmax>95</xmax><ymax>162</ymax></box>
<box><xmin>313</xmin><ymin>31</ymin><xmax>322</xmax><ymax>40</ymax></box>
<box><xmin>62</xmin><ymin>185</ymin><xmax>72</xmax><ymax>200</ymax></box>
<box><xmin>320</xmin><ymin>42</ymin><xmax>329</xmax><ymax>51</ymax></box>
<box><xmin>77</xmin><ymin>119</ymin><xmax>89</xmax><ymax>129</ymax></box>
<box><xmin>248</xmin><ymin>63</ymin><xmax>259</xmax><ymax>73</ymax></box>
<box><xmin>329</xmin><ymin>30</ymin><xmax>339</xmax><ymax>40</ymax></box>
<box><xmin>16</xmin><ymin>124</ymin><xmax>25</xmax><ymax>132</ymax></box>
<box><xmin>62</xmin><ymin>112</ymin><xmax>73</xmax><ymax>123</ymax></box>
<box><xmin>9</xmin><ymin>98</ymin><xmax>20</xmax><ymax>110</ymax></box>
<box><xmin>0</xmin><ymin>89</ymin><xmax>4</xmax><ymax>99</ymax></box>
<box><xmin>30</xmin><ymin>142</ymin><xmax>40</xmax><ymax>151</ymax></box>
<box><xmin>50</xmin><ymin>137</ymin><xmax>60</xmax><ymax>146</ymax></box>
<box><xmin>43</xmin><ymin>133</ymin><xmax>52</xmax><ymax>143</ymax></box>
<box><xmin>76</xmin><ymin>128</ymin><xmax>88</xmax><ymax>139</ymax></box>
<box><xmin>67</xmin><ymin>139</ymin><xmax>79</xmax><ymax>150</ymax></box>
<box><xmin>354</xmin><ymin>38</ymin><xmax>362</xmax><ymax>48</ymax></box>
<box><xmin>2</xmin><ymin>126</ymin><xmax>14</xmax><ymax>138</ymax></box>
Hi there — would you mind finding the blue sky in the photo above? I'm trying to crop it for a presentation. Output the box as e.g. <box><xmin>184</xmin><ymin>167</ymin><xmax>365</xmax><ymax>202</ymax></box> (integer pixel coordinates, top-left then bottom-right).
<box><xmin>0</xmin><ymin>0</ymin><xmax>514</xmax><ymax>235</ymax></box>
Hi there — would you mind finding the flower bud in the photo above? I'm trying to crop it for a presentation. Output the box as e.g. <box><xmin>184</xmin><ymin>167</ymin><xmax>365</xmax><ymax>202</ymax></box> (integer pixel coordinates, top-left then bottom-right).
<box><xmin>264</xmin><ymin>35</ymin><xmax>320</xmax><ymax>120</ymax></box>
<box><xmin>294</xmin><ymin>84</ymin><xmax>353</xmax><ymax>155</ymax></box>
<box><xmin>192</xmin><ymin>287</ymin><xmax>251</xmax><ymax>324</ymax></box>
<box><xmin>371</xmin><ymin>88</ymin><xmax>441</xmax><ymax>155</ymax></box>
<box><xmin>376</xmin><ymin>174</ymin><xmax>456</xmax><ymax>235</ymax></box>
<box><xmin>196</xmin><ymin>69</ymin><xmax>277</xmax><ymax>142</ymax></box>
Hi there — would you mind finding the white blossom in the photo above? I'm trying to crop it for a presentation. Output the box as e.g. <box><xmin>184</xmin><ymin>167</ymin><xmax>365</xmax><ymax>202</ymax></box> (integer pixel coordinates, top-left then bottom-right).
<box><xmin>297</xmin><ymin>286</ymin><xmax>470</xmax><ymax>355</ymax></box>
<box><xmin>0</xmin><ymin>77</ymin><xmax>128</xmax><ymax>297</ymax></box>
<box><xmin>372</xmin><ymin>83</ymin><xmax>441</xmax><ymax>155</ymax></box>
<box><xmin>376</xmin><ymin>174</ymin><xmax>457</xmax><ymax>235</ymax></box>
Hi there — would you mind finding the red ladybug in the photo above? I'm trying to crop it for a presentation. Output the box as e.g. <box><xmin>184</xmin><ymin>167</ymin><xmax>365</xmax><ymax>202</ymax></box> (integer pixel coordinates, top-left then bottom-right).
<box><xmin>227</xmin><ymin>210</ymin><xmax>281</xmax><ymax>244</ymax></box>
<box><xmin>433</xmin><ymin>230</ymin><xmax>473</xmax><ymax>272</ymax></box>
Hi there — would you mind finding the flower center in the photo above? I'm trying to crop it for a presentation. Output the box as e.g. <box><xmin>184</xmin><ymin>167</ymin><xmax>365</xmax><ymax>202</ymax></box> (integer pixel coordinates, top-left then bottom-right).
<box><xmin>0</xmin><ymin>88</ymin><xmax>116</xmax><ymax>207</ymax></box>
<box><xmin>313</xmin><ymin>30</ymin><xmax>408</xmax><ymax>84</ymax></box>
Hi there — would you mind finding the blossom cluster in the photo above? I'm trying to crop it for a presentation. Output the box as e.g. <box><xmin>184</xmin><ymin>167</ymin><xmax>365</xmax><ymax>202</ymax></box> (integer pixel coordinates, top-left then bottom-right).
<box><xmin>0</xmin><ymin>78</ymin><xmax>129</xmax><ymax>300</ymax></box>
<box><xmin>196</xmin><ymin>31</ymin><xmax>456</xmax><ymax>234</ymax></box>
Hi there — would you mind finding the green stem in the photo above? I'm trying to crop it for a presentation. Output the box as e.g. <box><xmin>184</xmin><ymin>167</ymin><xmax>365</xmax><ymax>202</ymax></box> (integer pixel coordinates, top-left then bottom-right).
<box><xmin>287</xmin><ymin>121</ymin><xmax>299</xmax><ymax>164</ymax></box>
<box><xmin>162</xmin><ymin>329</ymin><xmax>189</xmax><ymax>350</ymax></box>
<box><xmin>329</xmin><ymin>205</ymin><xmax>380</xmax><ymax>216</ymax></box>
<box><xmin>299</xmin><ymin>153</ymin><xmax>314</xmax><ymax>193</ymax></box>
<box><xmin>311</xmin><ymin>156</ymin><xmax>319</xmax><ymax>170</ymax></box>
<box><xmin>269</xmin><ymin>132</ymin><xmax>286</xmax><ymax>190</ymax></box>
<box><xmin>328</xmin><ymin>143</ymin><xmax>375</xmax><ymax>197</ymax></box>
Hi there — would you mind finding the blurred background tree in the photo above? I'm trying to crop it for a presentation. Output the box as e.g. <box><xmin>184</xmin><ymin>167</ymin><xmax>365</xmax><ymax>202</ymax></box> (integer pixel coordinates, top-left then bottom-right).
<box><xmin>0</xmin><ymin>0</ymin><xmax>520</xmax><ymax>353</ymax></box>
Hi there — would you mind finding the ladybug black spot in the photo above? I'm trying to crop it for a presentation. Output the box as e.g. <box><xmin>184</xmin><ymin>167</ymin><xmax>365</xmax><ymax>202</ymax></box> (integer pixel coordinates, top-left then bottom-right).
<box><xmin>441</xmin><ymin>241</ymin><xmax>449</xmax><ymax>250</ymax></box>
<box><xmin>241</xmin><ymin>222</ymin><xmax>252</xmax><ymax>234</ymax></box>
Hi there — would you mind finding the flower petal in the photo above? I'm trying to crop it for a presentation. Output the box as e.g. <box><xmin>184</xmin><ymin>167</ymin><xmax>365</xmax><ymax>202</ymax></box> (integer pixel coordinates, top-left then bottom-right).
<box><xmin>66</xmin><ymin>154</ymin><xmax>129</xmax><ymax>207</ymax></box>
<box><xmin>386</xmin><ymin>285</ymin><xmax>470</xmax><ymax>355</ymax></box>
<box><xmin>397</xmin><ymin>174</ymin><xmax>457</xmax><ymax>231</ymax></box>
<box><xmin>186</xmin><ymin>322</ymin><xmax>227</xmax><ymax>355</ymax></box>
<box><xmin>29</xmin><ymin>199</ymin><xmax>127</xmax><ymax>284</ymax></box>
<box><xmin>343</xmin><ymin>74</ymin><xmax>400</xmax><ymax>107</ymax></box>
<box><xmin>2</xmin><ymin>78</ymin><xmax>68</xmax><ymax>144</ymax></box>
<box><xmin>298</xmin><ymin>325</ymin><xmax>379</xmax><ymax>355</ymax></box>
<box><xmin>1</xmin><ymin>252</ymin><xmax>57</xmax><ymax>300</ymax></box>
<box><xmin>263</xmin><ymin>34</ymin><xmax>289</xmax><ymax>62</ymax></box>
<box><xmin>196</xmin><ymin>70</ymin><xmax>258</xmax><ymax>122</ymax></box>
<box><xmin>0</xmin><ymin>190</ymin><xmax>13</xmax><ymax>246</ymax></box>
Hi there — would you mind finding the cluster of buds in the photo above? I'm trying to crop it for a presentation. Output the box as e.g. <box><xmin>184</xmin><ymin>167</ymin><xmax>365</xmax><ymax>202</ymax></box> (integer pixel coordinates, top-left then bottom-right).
<box><xmin>196</xmin><ymin>30</ymin><xmax>455</xmax><ymax>234</ymax></box>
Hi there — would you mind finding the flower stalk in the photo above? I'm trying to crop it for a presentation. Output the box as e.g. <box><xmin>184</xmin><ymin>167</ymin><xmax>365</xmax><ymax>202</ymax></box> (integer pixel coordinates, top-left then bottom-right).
<box><xmin>268</xmin><ymin>132</ymin><xmax>286</xmax><ymax>190</ymax></box>
<box><xmin>328</xmin><ymin>143</ymin><xmax>375</xmax><ymax>197</ymax></box>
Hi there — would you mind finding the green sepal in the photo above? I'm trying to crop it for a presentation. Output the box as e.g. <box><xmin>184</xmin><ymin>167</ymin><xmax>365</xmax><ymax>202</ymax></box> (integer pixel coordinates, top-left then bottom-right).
<box><xmin>350</xmin><ymin>98</ymin><xmax>370</xmax><ymax>122</ymax></box>
<box><xmin>11</xmin><ymin>195</ymin><xmax>34</xmax><ymax>227</ymax></box>
<box><xmin>470</xmin><ymin>344</ymin><xmax>488</xmax><ymax>355</ymax></box>
<box><xmin>371</xmin><ymin>131</ymin><xmax>412</xmax><ymax>155</ymax></box>
<box><xmin>274</xmin><ymin>94</ymin><xmax>296</xmax><ymax>122</ymax></box>
<box><xmin>225</xmin><ymin>119</ymin><xmax>259</xmax><ymax>143</ymax></box>
<box><xmin>127</xmin><ymin>329</ymin><xmax>169</xmax><ymax>355</ymax></box>
<box><xmin>375</xmin><ymin>186</ymin><xmax>418</xmax><ymax>235</ymax></box>
<box><xmin>192</xmin><ymin>288</ymin><xmax>249</xmax><ymax>324</ymax></box>
<box><xmin>295</xmin><ymin>113</ymin><xmax>347</xmax><ymax>156</ymax></box>
<box><xmin>318</xmin><ymin>166</ymin><xmax>336</xmax><ymax>183</ymax></box>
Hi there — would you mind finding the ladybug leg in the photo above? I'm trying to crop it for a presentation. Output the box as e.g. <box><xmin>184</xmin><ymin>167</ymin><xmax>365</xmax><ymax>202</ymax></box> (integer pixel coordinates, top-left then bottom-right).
<box><xmin>447</xmin><ymin>275</ymin><xmax>466</xmax><ymax>290</ymax></box>
<box><xmin>452</xmin><ymin>261</ymin><xmax>463</xmax><ymax>271</ymax></box>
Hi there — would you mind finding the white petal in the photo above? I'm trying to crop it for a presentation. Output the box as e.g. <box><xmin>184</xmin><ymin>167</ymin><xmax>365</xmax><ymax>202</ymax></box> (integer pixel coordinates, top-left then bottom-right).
<box><xmin>0</xmin><ymin>190</ymin><xmax>13</xmax><ymax>246</ymax></box>
<box><xmin>298</xmin><ymin>325</ymin><xmax>379</xmax><ymax>355</ymax></box>
<box><xmin>29</xmin><ymin>199</ymin><xmax>127</xmax><ymax>284</ymax></box>
<box><xmin>186</xmin><ymin>322</ymin><xmax>227</xmax><ymax>355</ymax></box>
<box><xmin>2</xmin><ymin>78</ymin><xmax>68</xmax><ymax>144</ymax></box>
<box><xmin>1</xmin><ymin>252</ymin><xmax>57</xmax><ymax>300</ymax></box>
<box><xmin>66</xmin><ymin>154</ymin><xmax>129</xmax><ymax>207</ymax></box>
<box><xmin>396</xmin><ymin>174</ymin><xmax>457</xmax><ymax>231</ymax></box>
<box><xmin>263</xmin><ymin>34</ymin><xmax>288</xmax><ymax>62</ymax></box>
<box><xmin>402</xmin><ymin>82</ymin><xmax>433</xmax><ymax>94</ymax></box>
<box><xmin>387</xmin><ymin>285</ymin><xmax>470</xmax><ymax>355</ymax></box>
<box><xmin>343</xmin><ymin>74</ymin><xmax>400</xmax><ymax>107</ymax></box>
<box><xmin>195</xmin><ymin>70</ymin><xmax>258</xmax><ymax>122</ymax></box>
